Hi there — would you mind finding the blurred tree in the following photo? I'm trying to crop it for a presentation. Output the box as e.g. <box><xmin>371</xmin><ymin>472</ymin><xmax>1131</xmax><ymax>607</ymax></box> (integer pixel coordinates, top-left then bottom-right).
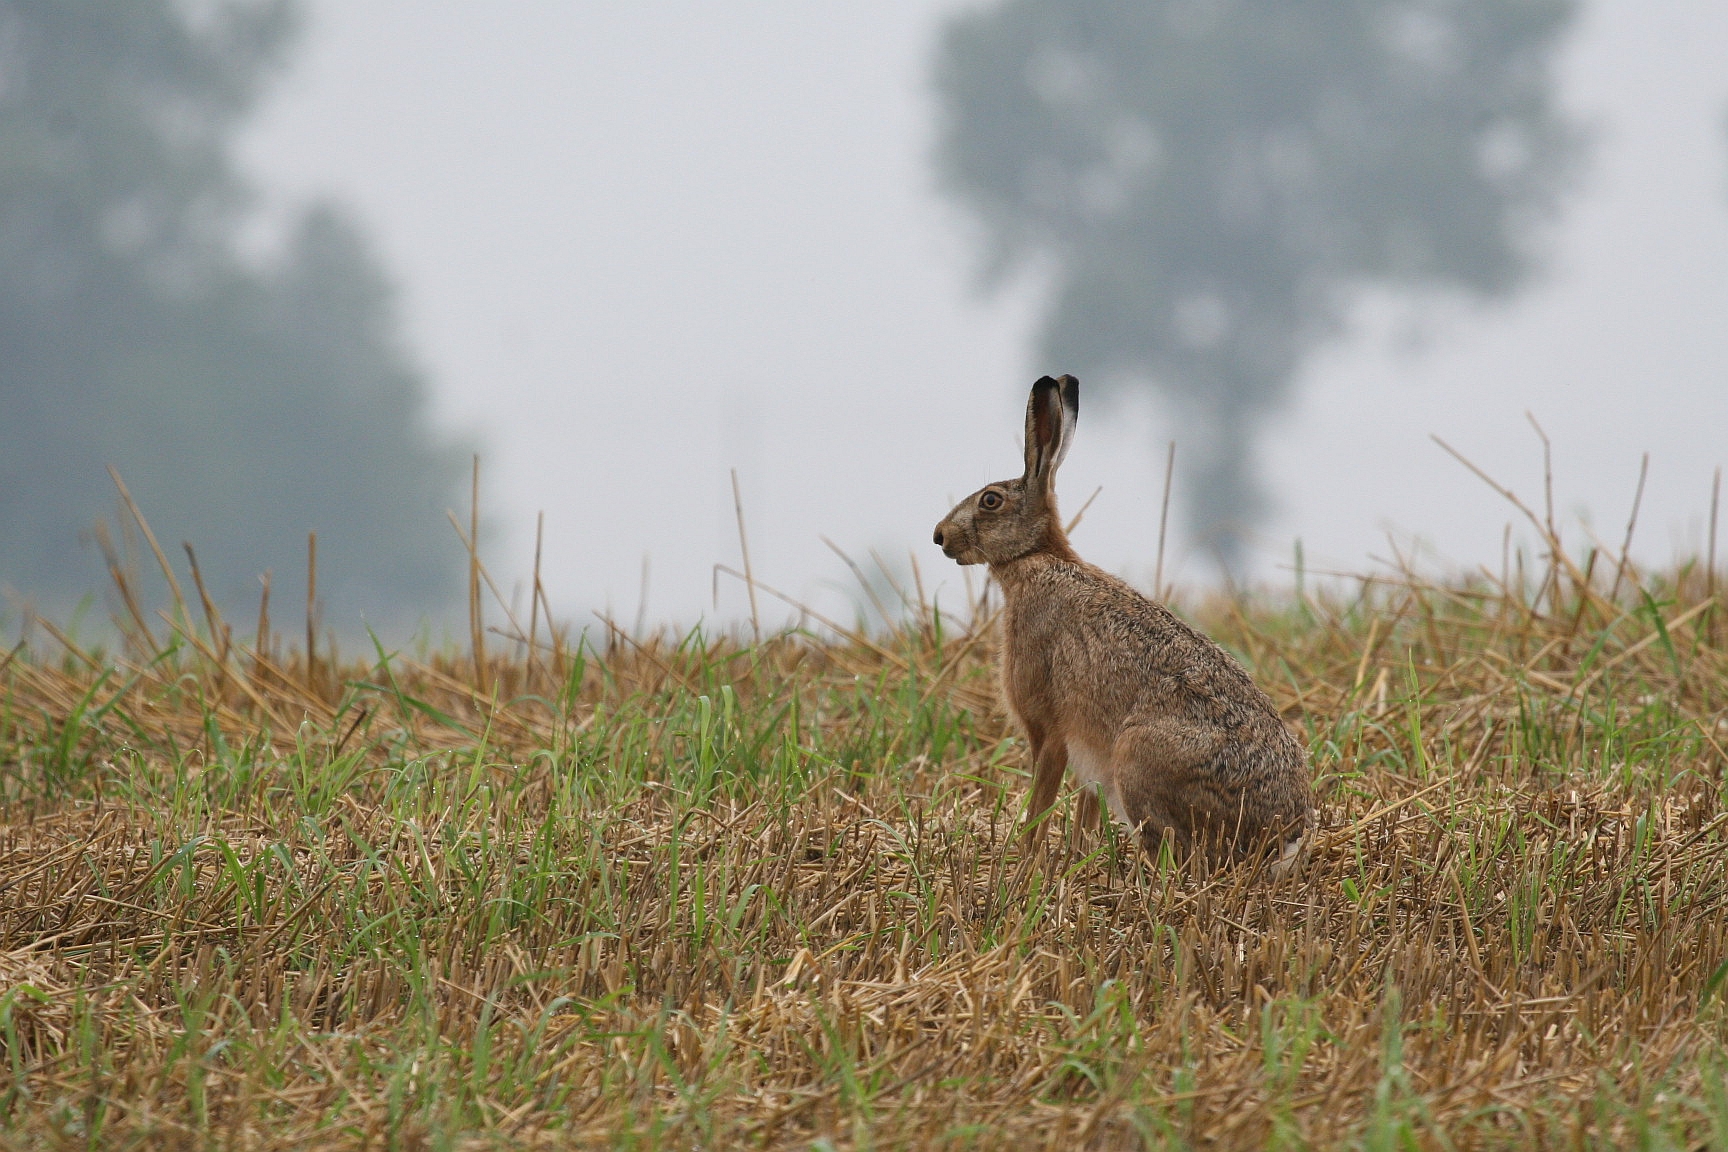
<box><xmin>935</xmin><ymin>0</ymin><xmax>1581</xmax><ymax>573</ymax></box>
<box><xmin>0</xmin><ymin>0</ymin><xmax>464</xmax><ymax>627</ymax></box>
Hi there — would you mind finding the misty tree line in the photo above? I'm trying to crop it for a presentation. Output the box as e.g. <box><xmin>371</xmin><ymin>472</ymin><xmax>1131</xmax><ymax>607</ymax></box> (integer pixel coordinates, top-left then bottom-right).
<box><xmin>934</xmin><ymin>0</ymin><xmax>1582</xmax><ymax>572</ymax></box>
<box><xmin>0</xmin><ymin>1</ymin><xmax>463</xmax><ymax>627</ymax></box>
<box><xmin>0</xmin><ymin>0</ymin><xmax>1704</xmax><ymax>622</ymax></box>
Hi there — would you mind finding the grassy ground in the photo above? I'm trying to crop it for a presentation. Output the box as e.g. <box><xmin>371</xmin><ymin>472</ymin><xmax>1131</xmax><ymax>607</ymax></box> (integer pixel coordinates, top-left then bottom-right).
<box><xmin>3</xmin><ymin>538</ymin><xmax>1728</xmax><ymax>1149</ymax></box>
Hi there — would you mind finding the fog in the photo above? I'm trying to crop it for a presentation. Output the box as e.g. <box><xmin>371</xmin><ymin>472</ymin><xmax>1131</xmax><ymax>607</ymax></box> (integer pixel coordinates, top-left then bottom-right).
<box><xmin>239</xmin><ymin>1</ymin><xmax>1728</xmax><ymax>630</ymax></box>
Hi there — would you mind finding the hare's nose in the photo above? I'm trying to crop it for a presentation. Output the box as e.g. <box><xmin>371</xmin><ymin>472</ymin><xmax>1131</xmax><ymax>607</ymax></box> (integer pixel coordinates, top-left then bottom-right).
<box><xmin>933</xmin><ymin>528</ymin><xmax>946</xmax><ymax>548</ymax></box>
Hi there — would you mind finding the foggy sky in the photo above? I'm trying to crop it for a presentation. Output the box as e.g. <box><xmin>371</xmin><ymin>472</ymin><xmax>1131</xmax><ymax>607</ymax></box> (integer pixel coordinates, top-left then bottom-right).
<box><xmin>239</xmin><ymin>1</ymin><xmax>1728</xmax><ymax>630</ymax></box>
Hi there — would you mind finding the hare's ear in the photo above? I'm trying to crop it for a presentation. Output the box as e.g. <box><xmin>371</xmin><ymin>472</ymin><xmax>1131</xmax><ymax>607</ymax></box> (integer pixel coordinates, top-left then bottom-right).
<box><xmin>1023</xmin><ymin>374</ymin><xmax>1079</xmax><ymax>493</ymax></box>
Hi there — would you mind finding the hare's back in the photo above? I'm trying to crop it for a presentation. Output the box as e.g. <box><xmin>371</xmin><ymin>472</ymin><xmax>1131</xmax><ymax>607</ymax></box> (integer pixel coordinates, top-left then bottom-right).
<box><xmin>1023</xmin><ymin>561</ymin><xmax>1281</xmax><ymax>726</ymax></box>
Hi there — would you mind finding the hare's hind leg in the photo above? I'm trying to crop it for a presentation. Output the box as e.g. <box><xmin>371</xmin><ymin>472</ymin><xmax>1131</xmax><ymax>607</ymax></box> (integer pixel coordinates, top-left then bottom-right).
<box><xmin>1109</xmin><ymin>724</ymin><xmax>1203</xmax><ymax>863</ymax></box>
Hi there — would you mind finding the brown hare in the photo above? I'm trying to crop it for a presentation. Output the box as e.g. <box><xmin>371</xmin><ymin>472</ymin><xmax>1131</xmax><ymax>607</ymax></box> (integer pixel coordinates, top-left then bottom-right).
<box><xmin>933</xmin><ymin>375</ymin><xmax>1313</xmax><ymax>870</ymax></box>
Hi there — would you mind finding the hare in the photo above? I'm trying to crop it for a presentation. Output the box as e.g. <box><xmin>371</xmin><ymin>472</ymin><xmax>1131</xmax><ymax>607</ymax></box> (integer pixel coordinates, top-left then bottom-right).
<box><xmin>933</xmin><ymin>375</ymin><xmax>1313</xmax><ymax>870</ymax></box>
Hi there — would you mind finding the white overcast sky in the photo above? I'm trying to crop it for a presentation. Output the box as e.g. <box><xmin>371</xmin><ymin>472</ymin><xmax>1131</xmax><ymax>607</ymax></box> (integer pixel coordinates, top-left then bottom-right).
<box><xmin>238</xmin><ymin>1</ymin><xmax>1728</xmax><ymax>629</ymax></box>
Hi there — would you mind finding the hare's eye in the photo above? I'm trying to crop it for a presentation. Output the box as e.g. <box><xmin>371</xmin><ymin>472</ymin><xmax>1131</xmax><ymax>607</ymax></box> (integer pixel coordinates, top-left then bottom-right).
<box><xmin>979</xmin><ymin>490</ymin><xmax>1004</xmax><ymax>511</ymax></box>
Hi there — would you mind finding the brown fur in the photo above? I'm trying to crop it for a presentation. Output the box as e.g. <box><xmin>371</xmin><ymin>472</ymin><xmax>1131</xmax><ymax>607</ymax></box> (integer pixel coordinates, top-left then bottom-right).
<box><xmin>933</xmin><ymin>376</ymin><xmax>1313</xmax><ymax>868</ymax></box>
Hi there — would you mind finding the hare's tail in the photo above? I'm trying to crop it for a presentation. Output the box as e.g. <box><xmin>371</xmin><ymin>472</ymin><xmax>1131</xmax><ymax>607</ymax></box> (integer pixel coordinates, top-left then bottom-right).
<box><xmin>1268</xmin><ymin>809</ymin><xmax>1317</xmax><ymax>878</ymax></box>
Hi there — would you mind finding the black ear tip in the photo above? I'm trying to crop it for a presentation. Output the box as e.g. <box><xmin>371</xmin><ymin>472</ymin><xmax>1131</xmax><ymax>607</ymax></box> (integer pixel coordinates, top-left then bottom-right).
<box><xmin>1050</xmin><ymin>373</ymin><xmax>1078</xmax><ymax>418</ymax></box>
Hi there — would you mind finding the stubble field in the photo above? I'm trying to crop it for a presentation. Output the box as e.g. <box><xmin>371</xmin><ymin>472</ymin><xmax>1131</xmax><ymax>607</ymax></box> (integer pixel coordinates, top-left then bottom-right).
<box><xmin>3</xmin><ymin>529</ymin><xmax>1728</xmax><ymax>1149</ymax></box>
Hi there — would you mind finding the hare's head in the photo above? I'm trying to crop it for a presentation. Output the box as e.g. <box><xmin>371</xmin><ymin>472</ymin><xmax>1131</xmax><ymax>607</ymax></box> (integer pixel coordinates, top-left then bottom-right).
<box><xmin>934</xmin><ymin>375</ymin><xmax>1078</xmax><ymax>567</ymax></box>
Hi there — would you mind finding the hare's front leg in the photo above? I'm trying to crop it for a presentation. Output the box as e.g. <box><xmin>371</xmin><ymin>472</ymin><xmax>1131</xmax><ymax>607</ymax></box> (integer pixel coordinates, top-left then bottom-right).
<box><xmin>1022</xmin><ymin>729</ymin><xmax>1069</xmax><ymax>842</ymax></box>
<box><xmin>1074</xmin><ymin>787</ymin><xmax>1102</xmax><ymax>833</ymax></box>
